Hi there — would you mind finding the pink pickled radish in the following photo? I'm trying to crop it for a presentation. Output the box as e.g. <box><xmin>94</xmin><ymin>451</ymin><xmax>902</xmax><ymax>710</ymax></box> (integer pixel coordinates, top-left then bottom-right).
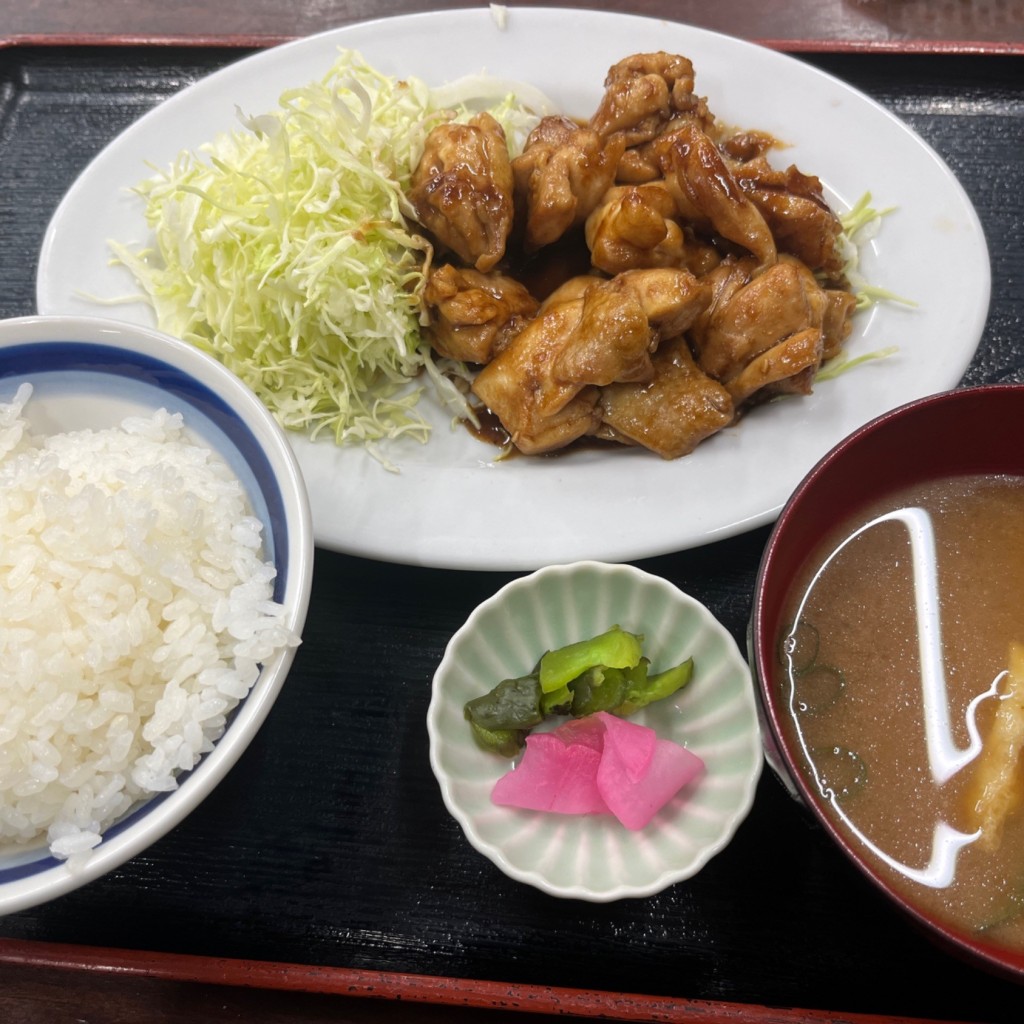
<box><xmin>491</xmin><ymin>711</ymin><xmax>704</xmax><ymax>828</ymax></box>
<box><xmin>491</xmin><ymin>729</ymin><xmax>605</xmax><ymax>814</ymax></box>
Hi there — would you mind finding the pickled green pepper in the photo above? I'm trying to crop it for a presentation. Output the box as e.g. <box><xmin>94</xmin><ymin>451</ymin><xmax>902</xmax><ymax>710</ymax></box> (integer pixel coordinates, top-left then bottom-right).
<box><xmin>463</xmin><ymin>627</ymin><xmax>697</xmax><ymax>755</ymax></box>
<box><xmin>538</xmin><ymin>626</ymin><xmax>644</xmax><ymax>693</ymax></box>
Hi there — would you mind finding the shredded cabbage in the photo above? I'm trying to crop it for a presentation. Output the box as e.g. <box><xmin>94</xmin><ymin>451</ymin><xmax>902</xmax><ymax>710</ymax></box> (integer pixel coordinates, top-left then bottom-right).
<box><xmin>837</xmin><ymin>191</ymin><xmax>915</xmax><ymax>313</ymax></box>
<box><xmin>109</xmin><ymin>50</ymin><xmax>543</xmax><ymax>462</ymax></box>
<box><xmin>814</xmin><ymin>192</ymin><xmax>912</xmax><ymax>383</ymax></box>
<box><xmin>431</xmin><ymin>75</ymin><xmax>557</xmax><ymax>152</ymax></box>
<box><xmin>815</xmin><ymin>345</ymin><xmax>899</xmax><ymax>383</ymax></box>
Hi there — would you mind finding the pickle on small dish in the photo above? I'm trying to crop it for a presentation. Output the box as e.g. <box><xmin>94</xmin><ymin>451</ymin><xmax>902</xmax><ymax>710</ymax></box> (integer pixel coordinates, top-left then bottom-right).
<box><xmin>464</xmin><ymin>627</ymin><xmax>696</xmax><ymax>754</ymax></box>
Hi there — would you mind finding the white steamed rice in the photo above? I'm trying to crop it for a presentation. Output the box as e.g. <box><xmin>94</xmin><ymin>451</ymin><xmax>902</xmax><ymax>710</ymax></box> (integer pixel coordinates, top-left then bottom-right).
<box><xmin>0</xmin><ymin>382</ymin><xmax>299</xmax><ymax>866</ymax></box>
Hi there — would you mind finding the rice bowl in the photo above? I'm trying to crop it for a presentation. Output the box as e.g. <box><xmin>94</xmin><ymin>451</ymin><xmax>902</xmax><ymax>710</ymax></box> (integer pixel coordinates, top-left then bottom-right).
<box><xmin>0</xmin><ymin>315</ymin><xmax>313</xmax><ymax>914</ymax></box>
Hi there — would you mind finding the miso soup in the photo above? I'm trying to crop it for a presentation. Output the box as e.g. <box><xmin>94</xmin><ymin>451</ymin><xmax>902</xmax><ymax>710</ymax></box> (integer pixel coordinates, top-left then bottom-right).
<box><xmin>776</xmin><ymin>473</ymin><xmax>1024</xmax><ymax>951</ymax></box>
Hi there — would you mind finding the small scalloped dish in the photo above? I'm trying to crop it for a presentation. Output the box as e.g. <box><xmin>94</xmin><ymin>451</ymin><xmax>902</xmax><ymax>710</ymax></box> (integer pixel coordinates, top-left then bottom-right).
<box><xmin>427</xmin><ymin>561</ymin><xmax>763</xmax><ymax>901</ymax></box>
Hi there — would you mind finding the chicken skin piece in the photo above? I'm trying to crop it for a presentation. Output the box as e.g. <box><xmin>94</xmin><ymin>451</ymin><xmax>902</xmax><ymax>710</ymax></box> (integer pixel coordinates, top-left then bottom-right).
<box><xmin>664</xmin><ymin>120</ymin><xmax>777</xmax><ymax>270</ymax></box>
<box><xmin>693</xmin><ymin>255</ymin><xmax>824</xmax><ymax>379</ymax></box>
<box><xmin>613</xmin><ymin>114</ymin><xmax>715</xmax><ymax>184</ymax></box>
<box><xmin>589</xmin><ymin>52</ymin><xmax>711</xmax><ymax>146</ymax></box>
<box><xmin>537</xmin><ymin>274</ymin><xmax>606</xmax><ymax>312</ymax></box>
<box><xmin>512</xmin><ymin>115</ymin><xmax>625</xmax><ymax>251</ymax></box>
<box><xmin>471</xmin><ymin>279</ymin><xmax>658</xmax><ymax>454</ymax></box>
<box><xmin>423</xmin><ymin>264</ymin><xmax>539</xmax><ymax>364</ymax></box>
<box><xmin>732</xmin><ymin>158</ymin><xmax>846</xmax><ymax>277</ymax></box>
<box><xmin>693</xmin><ymin>255</ymin><xmax>760</xmax><ymax>327</ymax></box>
<box><xmin>724</xmin><ymin>327</ymin><xmax>823</xmax><ymax>406</ymax></box>
<box><xmin>540</xmin><ymin>268</ymin><xmax>710</xmax><ymax>339</ymax></box>
<box><xmin>718</xmin><ymin>130</ymin><xmax>779</xmax><ymax>163</ymax></box>
<box><xmin>822</xmin><ymin>288</ymin><xmax>858</xmax><ymax>361</ymax></box>
<box><xmin>690</xmin><ymin>255</ymin><xmax>836</xmax><ymax>404</ymax></box>
<box><xmin>408</xmin><ymin>113</ymin><xmax>514</xmax><ymax>272</ymax></box>
<box><xmin>597</xmin><ymin>334</ymin><xmax>734</xmax><ymax>459</ymax></box>
<box><xmin>603</xmin><ymin>267</ymin><xmax>711</xmax><ymax>339</ymax></box>
<box><xmin>585</xmin><ymin>182</ymin><xmax>688</xmax><ymax>274</ymax></box>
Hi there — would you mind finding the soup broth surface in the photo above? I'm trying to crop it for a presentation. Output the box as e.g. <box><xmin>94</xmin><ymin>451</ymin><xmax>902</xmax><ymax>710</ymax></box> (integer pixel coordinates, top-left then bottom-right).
<box><xmin>777</xmin><ymin>473</ymin><xmax>1024</xmax><ymax>950</ymax></box>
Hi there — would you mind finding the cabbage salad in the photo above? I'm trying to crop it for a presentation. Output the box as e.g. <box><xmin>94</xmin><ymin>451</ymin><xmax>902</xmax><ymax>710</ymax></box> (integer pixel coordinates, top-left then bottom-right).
<box><xmin>109</xmin><ymin>50</ymin><xmax>547</xmax><ymax>462</ymax></box>
<box><xmin>814</xmin><ymin>193</ymin><xmax>909</xmax><ymax>383</ymax></box>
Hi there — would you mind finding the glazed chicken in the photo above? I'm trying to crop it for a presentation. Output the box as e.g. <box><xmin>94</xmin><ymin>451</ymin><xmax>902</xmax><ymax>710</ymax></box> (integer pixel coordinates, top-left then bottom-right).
<box><xmin>408</xmin><ymin>112</ymin><xmax>514</xmax><ymax>272</ymax></box>
<box><xmin>731</xmin><ymin>158</ymin><xmax>846</xmax><ymax>277</ymax></box>
<box><xmin>597</xmin><ymin>335</ymin><xmax>734</xmax><ymax>459</ymax></box>
<box><xmin>585</xmin><ymin>182</ymin><xmax>688</xmax><ymax>275</ymax></box>
<box><xmin>535</xmin><ymin>266</ymin><xmax>709</xmax><ymax>336</ymax></box>
<box><xmin>592</xmin><ymin>52</ymin><xmax>715</xmax><ymax>185</ymax></box>
<box><xmin>691</xmin><ymin>255</ymin><xmax>844</xmax><ymax>405</ymax></box>
<box><xmin>511</xmin><ymin>115</ymin><xmax>625</xmax><ymax>252</ymax></box>
<box><xmin>603</xmin><ymin>267</ymin><xmax>710</xmax><ymax>339</ymax></box>
<box><xmin>589</xmin><ymin>52</ymin><xmax>712</xmax><ymax>146</ymax></box>
<box><xmin>423</xmin><ymin>264</ymin><xmax>538</xmax><ymax>364</ymax></box>
<box><xmin>470</xmin><ymin>277</ymin><xmax>657</xmax><ymax>455</ymax></box>
<box><xmin>407</xmin><ymin>51</ymin><xmax>861</xmax><ymax>460</ymax></box>
<box><xmin>663</xmin><ymin>121</ymin><xmax>777</xmax><ymax>270</ymax></box>
<box><xmin>470</xmin><ymin>268</ymin><xmax>712</xmax><ymax>455</ymax></box>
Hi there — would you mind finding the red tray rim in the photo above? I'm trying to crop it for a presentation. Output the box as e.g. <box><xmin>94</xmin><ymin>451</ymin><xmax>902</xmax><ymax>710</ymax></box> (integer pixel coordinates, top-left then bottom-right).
<box><xmin>0</xmin><ymin>936</ymin><xmax>980</xmax><ymax>1024</ymax></box>
<box><xmin>0</xmin><ymin>31</ymin><xmax>1022</xmax><ymax>55</ymax></box>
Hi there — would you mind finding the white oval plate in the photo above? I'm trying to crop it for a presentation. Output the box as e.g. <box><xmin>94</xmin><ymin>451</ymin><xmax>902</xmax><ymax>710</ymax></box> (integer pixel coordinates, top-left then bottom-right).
<box><xmin>427</xmin><ymin>561</ymin><xmax>762</xmax><ymax>901</ymax></box>
<box><xmin>36</xmin><ymin>8</ymin><xmax>990</xmax><ymax>570</ymax></box>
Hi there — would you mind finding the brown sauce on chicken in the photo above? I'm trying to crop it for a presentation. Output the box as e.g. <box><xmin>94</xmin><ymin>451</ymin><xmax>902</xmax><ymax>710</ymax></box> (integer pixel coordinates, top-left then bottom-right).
<box><xmin>408</xmin><ymin>51</ymin><xmax>856</xmax><ymax>460</ymax></box>
<box><xmin>465</xmin><ymin>406</ymin><xmax>512</xmax><ymax>449</ymax></box>
<box><xmin>502</xmin><ymin>227</ymin><xmax>593</xmax><ymax>302</ymax></box>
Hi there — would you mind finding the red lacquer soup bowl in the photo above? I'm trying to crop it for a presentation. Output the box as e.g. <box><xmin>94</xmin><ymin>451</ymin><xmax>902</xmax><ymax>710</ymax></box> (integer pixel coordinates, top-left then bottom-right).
<box><xmin>751</xmin><ymin>383</ymin><xmax>1024</xmax><ymax>984</ymax></box>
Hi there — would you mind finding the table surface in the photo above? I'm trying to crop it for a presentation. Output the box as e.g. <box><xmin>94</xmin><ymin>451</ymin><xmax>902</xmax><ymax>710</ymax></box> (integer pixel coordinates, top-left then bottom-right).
<box><xmin>1</xmin><ymin>3</ymin><xmax>1023</xmax><ymax>1022</ymax></box>
<box><xmin>2</xmin><ymin>0</ymin><xmax>1024</xmax><ymax>52</ymax></box>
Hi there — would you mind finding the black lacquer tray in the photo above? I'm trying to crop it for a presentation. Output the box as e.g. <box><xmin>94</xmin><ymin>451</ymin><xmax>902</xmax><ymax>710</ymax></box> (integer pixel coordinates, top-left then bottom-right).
<box><xmin>0</xmin><ymin>44</ymin><xmax>1023</xmax><ymax>1024</ymax></box>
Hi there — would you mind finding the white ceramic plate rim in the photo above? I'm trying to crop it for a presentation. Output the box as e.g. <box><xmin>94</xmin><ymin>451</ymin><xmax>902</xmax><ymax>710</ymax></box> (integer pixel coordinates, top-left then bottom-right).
<box><xmin>426</xmin><ymin>561</ymin><xmax>763</xmax><ymax>900</ymax></box>
<box><xmin>36</xmin><ymin>8</ymin><xmax>990</xmax><ymax>570</ymax></box>
<box><xmin>0</xmin><ymin>315</ymin><xmax>313</xmax><ymax>915</ymax></box>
